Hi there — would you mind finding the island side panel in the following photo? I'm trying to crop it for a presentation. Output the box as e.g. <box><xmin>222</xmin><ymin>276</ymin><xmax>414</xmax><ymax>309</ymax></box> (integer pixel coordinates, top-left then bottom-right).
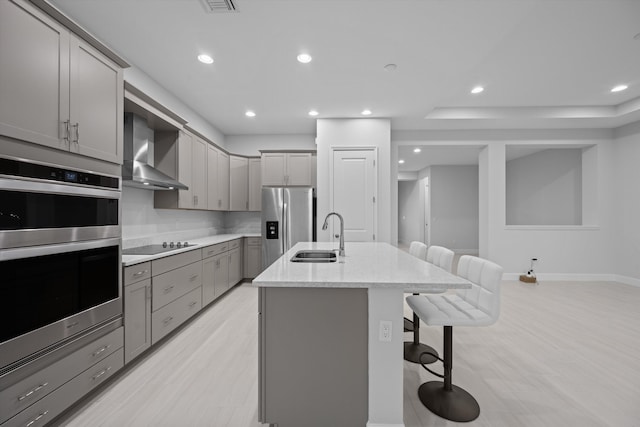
<box><xmin>259</xmin><ymin>287</ymin><xmax>368</xmax><ymax>427</ymax></box>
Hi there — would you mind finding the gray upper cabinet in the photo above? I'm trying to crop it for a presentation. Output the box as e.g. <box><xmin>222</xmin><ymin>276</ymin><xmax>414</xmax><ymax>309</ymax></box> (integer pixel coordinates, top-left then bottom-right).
<box><xmin>230</xmin><ymin>155</ymin><xmax>249</xmax><ymax>211</ymax></box>
<box><xmin>261</xmin><ymin>152</ymin><xmax>313</xmax><ymax>186</ymax></box>
<box><xmin>248</xmin><ymin>158</ymin><xmax>262</xmax><ymax>211</ymax></box>
<box><xmin>0</xmin><ymin>0</ymin><xmax>123</xmax><ymax>164</ymax></box>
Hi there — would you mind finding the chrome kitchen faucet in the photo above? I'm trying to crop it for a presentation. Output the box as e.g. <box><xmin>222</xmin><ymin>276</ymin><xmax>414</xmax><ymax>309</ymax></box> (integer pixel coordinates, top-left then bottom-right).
<box><xmin>322</xmin><ymin>212</ymin><xmax>345</xmax><ymax>257</ymax></box>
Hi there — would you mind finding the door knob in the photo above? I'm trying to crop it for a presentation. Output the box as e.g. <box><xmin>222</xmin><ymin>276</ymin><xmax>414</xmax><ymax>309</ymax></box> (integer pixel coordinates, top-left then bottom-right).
<box><xmin>334</xmin><ymin>234</ymin><xmax>340</xmax><ymax>239</ymax></box>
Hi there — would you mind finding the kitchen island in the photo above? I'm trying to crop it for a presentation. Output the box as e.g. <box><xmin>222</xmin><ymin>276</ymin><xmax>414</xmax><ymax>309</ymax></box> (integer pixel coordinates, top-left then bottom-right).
<box><xmin>253</xmin><ymin>242</ymin><xmax>471</xmax><ymax>427</ymax></box>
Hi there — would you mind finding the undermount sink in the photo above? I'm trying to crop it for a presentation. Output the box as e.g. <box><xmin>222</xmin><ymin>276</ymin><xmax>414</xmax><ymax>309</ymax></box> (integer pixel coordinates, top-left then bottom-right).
<box><xmin>290</xmin><ymin>250</ymin><xmax>337</xmax><ymax>263</ymax></box>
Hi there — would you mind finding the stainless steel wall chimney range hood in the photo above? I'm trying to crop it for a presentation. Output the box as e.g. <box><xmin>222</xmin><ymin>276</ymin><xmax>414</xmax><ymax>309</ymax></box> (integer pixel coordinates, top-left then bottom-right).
<box><xmin>122</xmin><ymin>113</ymin><xmax>188</xmax><ymax>191</ymax></box>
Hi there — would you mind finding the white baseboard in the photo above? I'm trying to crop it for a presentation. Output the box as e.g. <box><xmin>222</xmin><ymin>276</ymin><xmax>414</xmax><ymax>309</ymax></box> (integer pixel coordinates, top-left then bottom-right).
<box><xmin>504</xmin><ymin>273</ymin><xmax>640</xmax><ymax>286</ymax></box>
<box><xmin>613</xmin><ymin>275</ymin><xmax>640</xmax><ymax>288</ymax></box>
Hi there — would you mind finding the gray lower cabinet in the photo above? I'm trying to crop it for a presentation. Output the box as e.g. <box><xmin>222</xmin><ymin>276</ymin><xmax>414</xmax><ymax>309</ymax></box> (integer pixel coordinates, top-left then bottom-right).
<box><xmin>201</xmin><ymin>238</ymin><xmax>244</xmax><ymax>307</ymax></box>
<box><xmin>124</xmin><ymin>279</ymin><xmax>151</xmax><ymax>364</ymax></box>
<box><xmin>244</xmin><ymin>236</ymin><xmax>262</xmax><ymax>279</ymax></box>
<box><xmin>150</xmin><ymin>252</ymin><xmax>203</xmax><ymax>345</ymax></box>
<box><xmin>0</xmin><ymin>326</ymin><xmax>123</xmax><ymax>427</ymax></box>
<box><xmin>228</xmin><ymin>246</ymin><xmax>242</xmax><ymax>289</ymax></box>
<box><xmin>123</xmin><ymin>262</ymin><xmax>152</xmax><ymax>364</ymax></box>
<box><xmin>258</xmin><ymin>287</ymin><xmax>368</xmax><ymax>427</ymax></box>
<box><xmin>151</xmin><ymin>288</ymin><xmax>202</xmax><ymax>344</ymax></box>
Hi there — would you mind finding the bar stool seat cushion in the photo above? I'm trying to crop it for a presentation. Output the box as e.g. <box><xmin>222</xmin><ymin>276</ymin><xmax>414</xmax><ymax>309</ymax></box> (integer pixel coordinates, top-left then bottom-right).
<box><xmin>407</xmin><ymin>255</ymin><xmax>503</xmax><ymax>328</ymax></box>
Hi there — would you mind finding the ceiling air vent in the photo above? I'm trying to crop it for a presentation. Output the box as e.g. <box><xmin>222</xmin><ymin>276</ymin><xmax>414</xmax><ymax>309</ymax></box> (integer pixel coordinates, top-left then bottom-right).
<box><xmin>200</xmin><ymin>0</ymin><xmax>238</xmax><ymax>13</ymax></box>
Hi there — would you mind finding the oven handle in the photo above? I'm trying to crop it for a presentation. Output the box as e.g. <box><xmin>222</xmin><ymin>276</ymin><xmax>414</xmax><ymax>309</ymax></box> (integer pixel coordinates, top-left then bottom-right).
<box><xmin>0</xmin><ymin>238</ymin><xmax>121</xmax><ymax>261</ymax></box>
<box><xmin>0</xmin><ymin>177</ymin><xmax>120</xmax><ymax>199</ymax></box>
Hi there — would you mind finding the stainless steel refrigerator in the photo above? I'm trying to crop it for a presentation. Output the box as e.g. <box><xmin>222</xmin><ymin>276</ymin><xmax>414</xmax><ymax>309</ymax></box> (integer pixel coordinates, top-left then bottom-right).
<box><xmin>262</xmin><ymin>187</ymin><xmax>315</xmax><ymax>268</ymax></box>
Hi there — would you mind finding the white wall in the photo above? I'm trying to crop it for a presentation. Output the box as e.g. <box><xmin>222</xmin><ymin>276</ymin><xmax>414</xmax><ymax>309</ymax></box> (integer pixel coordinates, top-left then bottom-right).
<box><xmin>506</xmin><ymin>148</ymin><xmax>582</xmax><ymax>226</ymax></box>
<box><xmin>224</xmin><ymin>134</ymin><xmax>316</xmax><ymax>156</ymax></box>
<box><xmin>393</xmin><ymin>129</ymin><xmax>616</xmax><ymax>279</ymax></box>
<box><xmin>316</xmin><ymin>119</ymin><xmax>392</xmax><ymax>243</ymax></box>
<box><xmin>430</xmin><ymin>165</ymin><xmax>479</xmax><ymax>253</ymax></box>
<box><xmin>612</xmin><ymin>121</ymin><xmax>640</xmax><ymax>284</ymax></box>
<box><xmin>125</xmin><ymin>67</ymin><xmax>225</xmax><ymax>147</ymax></box>
<box><xmin>121</xmin><ymin>187</ymin><xmax>225</xmax><ymax>248</ymax></box>
<box><xmin>397</xmin><ymin>180</ymin><xmax>421</xmax><ymax>244</ymax></box>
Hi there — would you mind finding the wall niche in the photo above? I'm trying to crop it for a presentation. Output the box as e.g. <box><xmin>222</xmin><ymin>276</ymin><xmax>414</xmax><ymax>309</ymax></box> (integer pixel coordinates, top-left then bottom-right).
<box><xmin>505</xmin><ymin>145</ymin><xmax>597</xmax><ymax>227</ymax></box>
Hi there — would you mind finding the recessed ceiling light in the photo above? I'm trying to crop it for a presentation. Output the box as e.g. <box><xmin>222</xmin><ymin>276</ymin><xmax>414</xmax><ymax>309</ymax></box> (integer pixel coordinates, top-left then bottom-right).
<box><xmin>308</xmin><ymin>110</ymin><xmax>319</xmax><ymax>117</ymax></box>
<box><xmin>413</xmin><ymin>148</ymin><xmax>421</xmax><ymax>153</ymax></box>
<box><xmin>143</xmin><ymin>182</ymin><xmax>149</xmax><ymax>186</ymax></box>
<box><xmin>245</xmin><ymin>110</ymin><xmax>256</xmax><ymax>117</ymax></box>
<box><xmin>611</xmin><ymin>84</ymin><xmax>628</xmax><ymax>93</ymax></box>
<box><xmin>634</xmin><ymin>32</ymin><xmax>640</xmax><ymax>40</ymax></box>
<box><xmin>361</xmin><ymin>109</ymin><xmax>372</xmax><ymax>116</ymax></box>
<box><xmin>297</xmin><ymin>53</ymin><xmax>312</xmax><ymax>63</ymax></box>
<box><xmin>384</xmin><ymin>63</ymin><xmax>397</xmax><ymax>72</ymax></box>
<box><xmin>197</xmin><ymin>54</ymin><xmax>214</xmax><ymax>64</ymax></box>
<box><xmin>471</xmin><ymin>86</ymin><xmax>484</xmax><ymax>94</ymax></box>
<box><xmin>398</xmin><ymin>159</ymin><xmax>405</xmax><ymax>164</ymax></box>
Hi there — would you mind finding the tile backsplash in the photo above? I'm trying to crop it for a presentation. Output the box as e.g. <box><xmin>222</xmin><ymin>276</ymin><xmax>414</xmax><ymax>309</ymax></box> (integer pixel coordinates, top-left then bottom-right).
<box><xmin>121</xmin><ymin>187</ymin><xmax>261</xmax><ymax>248</ymax></box>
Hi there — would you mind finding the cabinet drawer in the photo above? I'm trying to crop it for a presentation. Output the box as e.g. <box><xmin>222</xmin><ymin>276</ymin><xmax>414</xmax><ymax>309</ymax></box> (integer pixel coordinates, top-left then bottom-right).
<box><xmin>0</xmin><ymin>327</ymin><xmax>123</xmax><ymax>424</ymax></box>
<box><xmin>152</xmin><ymin>249</ymin><xmax>202</xmax><ymax>276</ymax></box>
<box><xmin>201</xmin><ymin>242</ymin><xmax>228</xmax><ymax>258</ymax></box>
<box><xmin>123</xmin><ymin>262</ymin><xmax>151</xmax><ymax>286</ymax></box>
<box><xmin>2</xmin><ymin>349</ymin><xmax>123</xmax><ymax>427</ymax></box>
<box><xmin>152</xmin><ymin>261</ymin><xmax>202</xmax><ymax>311</ymax></box>
<box><xmin>246</xmin><ymin>237</ymin><xmax>261</xmax><ymax>246</ymax></box>
<box><xmin>151</xmin><ymin>287</ymin><xmax>202</xmax><ymax>344</ymax></box>
<box><xmin>229</xmin><ymin>238</ymin><xmax>241</xmax><ymax>250</ymax></box>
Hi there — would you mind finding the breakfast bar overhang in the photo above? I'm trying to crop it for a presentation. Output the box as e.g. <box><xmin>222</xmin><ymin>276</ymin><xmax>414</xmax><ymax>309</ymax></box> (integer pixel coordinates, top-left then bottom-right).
<box><xmin>253</xmin><ymin>242</ymin><xmax>471</xmax><ymax>427</ymax></box>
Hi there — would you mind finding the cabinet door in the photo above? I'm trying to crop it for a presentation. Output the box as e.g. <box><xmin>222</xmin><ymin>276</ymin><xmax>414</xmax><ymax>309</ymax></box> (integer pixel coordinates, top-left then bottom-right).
<box><xmin>69</xmin><ymin>36</ymin><xmax>123</xmax><ymax>164</ymax></box>
<box><xmin>286</xmin><ymin>153</ymin><xmax>312</xmax><ymax>186</ymax></box>
<box><xmin>230</xmin><ymin>156</ymin><xmax>249</xmax><ymax>211</ymax></box>
<box><xmin>207</xmin><ymin>145</ymin><xmax>219</xmax><ymax>210</ymax></box>
<box><xmin>213</xmin><ymin>252</ymin><xmax>229</xmax><ymax>298</ymax></box>
<box><xmin>247</xmin><ymin>243</ymin><xmax>262</xmax><ymax>279</ymax></box>
<box><xmin>217</xmin><ymin>151</ymin><xmax>230</xmax><ymax>211</ymax></box>
<box><xmin>202</xmin><ymin>256</ymin><xmax>216</xmax><ymax>306</ymax></box>
<box><xmin>249</xmin><ymin>158</ymin><xmax>262</xmax><ymax>211</ymax></box>
<box><xmin>191</xmin><ymin>136</ymin><xmax>207</xmax><ymax>209</ymax></box>
<box><xmin>0</xmin><ymin>0</ymin><xmax>69</xmax><ymax>151</ymax></box>
<box><xmin>228</xmin><ymin>247</ymin><xmax>242</xmax><ymax>288</ymax></box>
<box><xmin>177</xmin><ymin>131</ymin><xmax>193</xmax><ymax>209</ymax></box>
<box><xmin>124</xmin><ymin>279</ymin><xmax>151</xmax><ymax>364</ymax></box>
<box><xmin>261</xmin><ymin>153</ymin><xmax>286</xmax><ymax>186</ymax></box>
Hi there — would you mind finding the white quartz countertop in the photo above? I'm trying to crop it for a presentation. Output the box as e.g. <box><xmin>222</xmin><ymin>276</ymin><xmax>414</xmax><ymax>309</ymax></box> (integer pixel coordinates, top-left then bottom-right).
<box><xmin>122</xmin><ymin>233</ymin><xmax>260</xmax><ymax>266</ymax></box>
<box><xmin>253</xmin><ymin>242</ymin><xmax>471</xmax><ymax>292</ymax></box>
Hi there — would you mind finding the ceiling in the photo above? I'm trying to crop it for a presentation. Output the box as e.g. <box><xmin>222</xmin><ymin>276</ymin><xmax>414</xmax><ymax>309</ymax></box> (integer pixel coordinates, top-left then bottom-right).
<box><xmin>49</xmin><ymin>0</ymin><xmax>640</xmax><ymax>138</ymax></box>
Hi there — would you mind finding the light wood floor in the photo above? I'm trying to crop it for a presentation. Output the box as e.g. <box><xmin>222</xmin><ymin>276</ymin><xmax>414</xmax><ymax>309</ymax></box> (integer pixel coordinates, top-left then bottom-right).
<box><xmin>55</xmin><ymin>280</ymin><xmax>640</xmax><ymax>427</ymax></box>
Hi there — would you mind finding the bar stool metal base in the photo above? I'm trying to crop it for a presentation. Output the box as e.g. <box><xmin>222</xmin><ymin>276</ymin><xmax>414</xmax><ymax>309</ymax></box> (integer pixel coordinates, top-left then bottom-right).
<box><xmin>404</xmin><ymin>342</ymin><xmax>438</xmax><ymax>364</ymax></box>
<box><xmin>404</xmin><ymin>317</ymin><xmax>414</xmax><ymax>332</ymax></box>
<box><xmin>417</xmin><ymin>381</ymin><xmax>480</xmax><ymax>422</ymax></box>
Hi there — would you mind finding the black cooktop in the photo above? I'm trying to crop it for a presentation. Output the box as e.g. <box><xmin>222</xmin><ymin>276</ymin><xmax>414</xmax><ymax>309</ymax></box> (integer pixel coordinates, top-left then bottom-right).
<box><xmin>122</xmin><ymin>244</ymin><xmax>194</xmax><ymax>256</ymax></box>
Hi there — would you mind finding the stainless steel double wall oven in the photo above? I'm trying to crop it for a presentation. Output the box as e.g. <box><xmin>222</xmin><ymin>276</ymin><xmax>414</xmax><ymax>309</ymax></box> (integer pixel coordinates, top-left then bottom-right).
<box><xmin>0</xmin><ymin>156</ymin><xmax>122</xmax><ymax>369</ymax></box>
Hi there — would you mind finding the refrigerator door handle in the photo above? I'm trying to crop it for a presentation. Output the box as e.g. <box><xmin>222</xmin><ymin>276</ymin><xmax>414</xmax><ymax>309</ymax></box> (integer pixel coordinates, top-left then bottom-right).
<box><xmin>282</xmin><ymin>201</ymin><xmax>288</xmax><ymax>253</ymax></box>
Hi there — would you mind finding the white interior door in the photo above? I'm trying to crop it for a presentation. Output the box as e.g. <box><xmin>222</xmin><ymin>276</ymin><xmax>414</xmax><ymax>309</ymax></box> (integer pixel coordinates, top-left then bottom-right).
<box><xmin>331</xmin><ymin>149</ymin><xmax>376</xmax><ymax>242</ymax></box>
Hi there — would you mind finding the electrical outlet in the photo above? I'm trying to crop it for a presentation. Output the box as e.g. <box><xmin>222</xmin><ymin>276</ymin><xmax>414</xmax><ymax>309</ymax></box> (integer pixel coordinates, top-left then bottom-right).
<box><xmin>379</xmin><ymin>320</ymin><xmax>392</xmax><ymax>342</ymax></box>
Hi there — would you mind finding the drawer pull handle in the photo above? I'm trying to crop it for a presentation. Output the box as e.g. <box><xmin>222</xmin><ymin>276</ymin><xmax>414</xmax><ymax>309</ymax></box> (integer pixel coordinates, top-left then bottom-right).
<box><xmin>189</xmin><ymin>275</ymin><xmax>199</xmax><ymax>282</ymax></box>
<box><xmin>92</xmin><ymin>366</ymin><xmax>112</xmax><ymax>381</ymax></box>
<box><xmin>17</xmin><ymin>383</ymin><xmax>49</xmax><ymax>401</ymax></box>
<box><xmin>164</xmin><ymin>285</ymin><xmax>174</xmax><ymax>294</ymax></box>
<box><xmin>25</xmin><ymin>410</ymin><xmax>49</xmax><ymax>427</ymax></box>
<box><xmin>66</xmin><ymin>321</ymin><xmax>79</xmax><ymax>329</ymax></box>
<box><xmin>92</xmin><ymin>344</ymin><xmax>111</xmax><ymax>358</ymax></box>
<box><xmin>133</xmin><ymin>269</ymin><xmax>148</xmax><ymax>277</ymax></box>
<box><xmin>163</xmin><ymin>316</ymin><xmax>173</xmax><ymax>325</ymax></box>
<box><xmin>188</xmin><ymin>301</ymin><xmax>197</xmax><ymax>308</ymax></box>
